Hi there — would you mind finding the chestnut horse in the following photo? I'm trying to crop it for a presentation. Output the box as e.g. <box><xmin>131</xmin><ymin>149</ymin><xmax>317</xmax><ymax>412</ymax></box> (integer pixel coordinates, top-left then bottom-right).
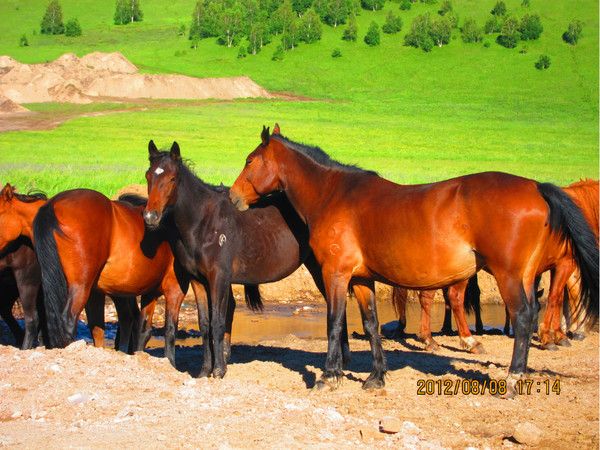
<box><xmin>142</xmin><ymin>140</ymin><xmax>352</xmax><ymax>379</ymax></box>
<box><xmin>229</xmin><ymin>126</ymin><xmax>598</xmax><ymax>395</ymax></box>
<box><xmin>33</xmin><ymin>188</ymin><xmax>193</xmax><ymax>359</ymax></box>
<box><xmin>0</xmin><ymin>184</ymin><xmax>46</xmax><ymax>348</ymax></box>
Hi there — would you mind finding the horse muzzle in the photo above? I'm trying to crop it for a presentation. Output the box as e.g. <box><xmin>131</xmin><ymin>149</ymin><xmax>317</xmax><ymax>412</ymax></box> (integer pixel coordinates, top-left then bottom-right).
<box><xmin>143</xmin><ymin>210</ymin><xmax>161</xmax><ymax>228</ymax></box>
<box><xmin>229</xmin><ymin>191</ymin><xmax>249</xmax><ymax>211</ymax></box>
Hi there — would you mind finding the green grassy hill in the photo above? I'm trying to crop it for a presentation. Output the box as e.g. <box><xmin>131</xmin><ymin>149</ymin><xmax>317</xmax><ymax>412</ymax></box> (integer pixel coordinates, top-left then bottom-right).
<box><xmin>0</xmin><ymin>0</ymin><xmax>597</xmax><ymax>195</ymax></box>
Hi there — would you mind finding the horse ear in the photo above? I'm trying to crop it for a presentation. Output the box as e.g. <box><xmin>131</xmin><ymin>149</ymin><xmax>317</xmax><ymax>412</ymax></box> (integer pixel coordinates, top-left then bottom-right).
<box><xmin>1</xmin><ymin>183</ymin><xmax>14</xmax><ymax>201</ymax></box>
<box><xmin>261</xmin><ymin>126</ymin><xmax>270</xmax><ymax>145</ymax></box>
<box><xmin>148</xmin><ymin>140</ymin><xmax>160</xmax><ymax>158</ymax></box>
<box><xmin>170</xmin><ymin>141</ymin><xmax>181</xmax><ymax>161</ymax></box>
<box><xmin>273</xmin><ymin>123</ymin><xmax>281</xmax><ymax>135</ymax></box>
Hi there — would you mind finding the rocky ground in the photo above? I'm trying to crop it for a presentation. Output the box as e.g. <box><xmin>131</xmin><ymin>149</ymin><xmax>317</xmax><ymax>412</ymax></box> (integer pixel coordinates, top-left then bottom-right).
<box><xmin>0</xmin><ymin>295</ymin><xmax>597</xmax><ymax>449</ymax></box>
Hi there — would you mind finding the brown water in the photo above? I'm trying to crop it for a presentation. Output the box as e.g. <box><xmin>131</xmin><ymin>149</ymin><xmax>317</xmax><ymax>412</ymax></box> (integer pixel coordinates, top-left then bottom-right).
<box><xmin>147</xmin><ymin>298</ymin><xmax>515</xmax><ymax>348</ymax></box>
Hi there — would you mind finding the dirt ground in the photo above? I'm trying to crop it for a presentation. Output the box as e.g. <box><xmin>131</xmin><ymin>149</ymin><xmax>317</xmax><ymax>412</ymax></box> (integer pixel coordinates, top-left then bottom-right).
<box><xmin>0</xmin><ymin>293</ymin><xmax>597</xmax><ymax>449</ymax></box>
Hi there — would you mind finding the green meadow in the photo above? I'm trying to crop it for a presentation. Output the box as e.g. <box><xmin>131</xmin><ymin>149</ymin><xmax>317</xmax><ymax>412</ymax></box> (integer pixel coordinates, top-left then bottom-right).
<box><xmin>0</xmin><ymin>0</ymin><xmax>597</xmax><ymax>196</ymax></box>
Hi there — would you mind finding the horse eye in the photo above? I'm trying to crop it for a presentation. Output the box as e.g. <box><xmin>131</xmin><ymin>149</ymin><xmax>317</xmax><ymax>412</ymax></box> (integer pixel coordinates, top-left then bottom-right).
<box><xmin>246</xmin><ymin>158</ymin><xmax>253</xmax><ymax>166</ymax></box>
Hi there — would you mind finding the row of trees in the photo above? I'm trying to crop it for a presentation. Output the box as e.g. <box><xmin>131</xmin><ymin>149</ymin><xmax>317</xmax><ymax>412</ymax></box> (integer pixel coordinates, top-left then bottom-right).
<box><xmin>40</xmin><ymin>0</ymin><xmax>81</xmax><ymax>36</ymax></box>
<box><xmin>114</xmin><ymin>0</ymin><xmax>144</xmax><ymax>25</ymax></box>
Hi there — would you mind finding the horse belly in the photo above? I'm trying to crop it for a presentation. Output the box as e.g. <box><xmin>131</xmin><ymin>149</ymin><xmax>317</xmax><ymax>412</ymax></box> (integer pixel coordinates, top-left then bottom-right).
<box><xmin>97</xmin><ymin>255</ymin><xmax>165</xmax><ymax>296</ymax></box>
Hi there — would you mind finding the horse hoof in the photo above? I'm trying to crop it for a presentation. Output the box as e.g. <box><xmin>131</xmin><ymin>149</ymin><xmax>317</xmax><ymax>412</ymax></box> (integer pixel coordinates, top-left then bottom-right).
<box><xmin>198</xmin><ymin>366</ymin><xmax>213</xmax><ymax>378</ymax></box>
<box><xmin>362</xmin><ymin>376</ymin><xmax>385</xmax><ymax>391</ymax></box>
<box><xmin>570</xmin><ymin>332</ymin><xmax>586</xmax><ymax>341</ymax></box>
<box><xmin>469</xmin><ymin>342</ymin><xmax>486</xmax><ymax>355</ymax></box>
<box><xmin>498</xmin><ymin>385</ymin><xmax>518</xmax><ymax>399</ymax></box>
<box><xmin>212</xmin><ymin>368</ymin><xmax>226</xmax><ymax>379</ymax></box>
<box><xmin>542</xmin><ymin>343</ymin><xmax>559</xmax><ymax>351</ymax></box>
<box><xmin>314</xmin><ymin>372</ymin><xmax>343</xmax><ymax>391</ymax></box>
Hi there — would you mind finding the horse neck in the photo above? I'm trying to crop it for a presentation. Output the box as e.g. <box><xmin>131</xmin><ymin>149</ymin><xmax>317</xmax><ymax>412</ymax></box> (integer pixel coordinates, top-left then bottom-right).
<box><xmin>172</xmin><ymin>168</ymin><xmax>217</xmax><ymax>233</ymax></box>
<box><xmin>277</xmin><ymin>146</ymin><xmax>336</xmax><ymax>225</ymax></box>
<box><xmin>14</xmin><ymin>199</ymin><xmax>45</xmax><ymax>240</ymax></box>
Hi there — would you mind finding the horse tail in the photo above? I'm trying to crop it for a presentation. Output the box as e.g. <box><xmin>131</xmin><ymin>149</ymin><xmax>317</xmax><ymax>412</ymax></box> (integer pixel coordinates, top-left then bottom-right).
<box><xmin>537</xmin><ymin>182</ymin><xmax>599</xmax><ymax>325</ymax></box>
<box><xmin>463</xmin><ymin>275</ymin><xmax>480</xmax><ymax>315</ymax></box>
<box><xmin>391</xmin><ymin>286</ymin><xmax>408</xmax><ymax>318</ymax></box>
<box><xmin>243</xmin><ymin>284</ymin><xmax>263</xmax><ymax>312</ymax></box>
<box><xmin>33</xmin><ymin>202</ymin><xmax>71</xmax><ymax>348</ymax></box>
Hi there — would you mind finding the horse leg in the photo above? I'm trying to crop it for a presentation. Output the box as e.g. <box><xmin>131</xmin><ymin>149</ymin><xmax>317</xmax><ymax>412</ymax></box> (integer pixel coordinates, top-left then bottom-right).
<box><xmin>503</xmin><ymin>306</ymin><xmax>511</xmax><ymax>336</ymax></box>
<box><xmin>13</xmin><ymin>265</ymin><xmax>42</xmax><ymax>349</ymax></box>
<box><xmin>0</xmin><ymin>280</ymin><xmax>24</xmax><ymax>347</ymax></box>
<box><xmin>391</xmin><ymin>286</ymin><xmax>408</xmax><ymax>338</ymax></box>
<box><xmin>315</xmin><ymin>267</ymin><xmax>351</xmax><ymax>390</ymax></box>
<box><xmin>495</xmin><ymin>272</ymin><xmax>537</xmax><ymax>398</ymax></box>
<box><xmin>539</xmin><ymin>264</ymin><xmax>573</xmax><ymax>349</ymax></box>
<box><xmin>223</xmin><ymin>287</ymin><xmax>235</xmax><ymax>363</ymax></box>
<box><xmin>208</xmin><ymin>273</ymin><xmax>232</xmax><ymax>379</ymax></box>
<box><xmin>565</xmin><ymin>269</ymin><xmax>586</xmax><ymax>340</ymax></box>
<box><xmin>163</xmin><ymin>285</ymin><xmax>186</xmax><ymax>368</ymax></box>
<box><xmin>192</xmin><ymin>280</ymin><xmax>213</xmax><ymax>377</ymax></box>
<box><xmin>113</xmin><ymin>296</ymin><xmax>138</xmax><ymax>354</ymax></box>
<box><xmin>352</xmin><ymin>282</ymin><xmax>387</xmax><ymax>390</ymax></box>
<box><xmin>441</xmin><ymin>291</ymin><xmax>453</xmax><ymax>335</ymax></box>
<box><xmin>84</xmin><ymin>290</ymin><xmax>105</xmax><ymax>347</ymax></box>
<box><xmin>467</xmin><ymin>275</ymin><xmax>484</xmax><ymax>335</ymax></box>
<box><xmin>417</xmin><ymin>290</ymin><xmax>439</xmax><ymax>351</ymax></box>
<box><xmin>304</xmin><ymin>253</ymin><xmax>351</xmax><ymax>366</ymax></box>
<box><xmin>446</xmin><ymin>279</ymin><xmax>484</xmax><ymax>354</ymax></box>
<box><xmin>137</xmin><ymin>294</ymin><xmax>156</xmax><ymax>351</ymax></box>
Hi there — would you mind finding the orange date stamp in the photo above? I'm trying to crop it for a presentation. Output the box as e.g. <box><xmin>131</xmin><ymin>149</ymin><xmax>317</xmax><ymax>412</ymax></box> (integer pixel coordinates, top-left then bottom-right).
<box><xmin>416</xmin><ymin>378</ymin><xmax>561</xmax><ymax>396</ymax></box>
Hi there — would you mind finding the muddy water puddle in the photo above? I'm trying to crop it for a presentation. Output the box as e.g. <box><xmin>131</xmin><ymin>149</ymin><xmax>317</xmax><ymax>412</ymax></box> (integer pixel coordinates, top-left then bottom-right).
<box><xmin>146</xmin><ymin>298</ymin><xmax>513</xmax><ymax>349</ymax></box>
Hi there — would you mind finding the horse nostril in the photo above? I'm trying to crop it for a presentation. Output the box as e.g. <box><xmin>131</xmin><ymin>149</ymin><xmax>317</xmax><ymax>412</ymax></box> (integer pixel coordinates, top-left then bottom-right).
<box><xmin>143</xmin><ymin>210</ymin><xmax>159</xmax><ymax>225</ymax></box>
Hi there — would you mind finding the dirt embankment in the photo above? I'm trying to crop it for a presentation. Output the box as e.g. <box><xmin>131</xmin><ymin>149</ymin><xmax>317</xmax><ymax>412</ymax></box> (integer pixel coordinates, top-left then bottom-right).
<box><xmin>0</xmin><ymin>52</ymin><xmax>272</xmax><ymax>111</ymax></box>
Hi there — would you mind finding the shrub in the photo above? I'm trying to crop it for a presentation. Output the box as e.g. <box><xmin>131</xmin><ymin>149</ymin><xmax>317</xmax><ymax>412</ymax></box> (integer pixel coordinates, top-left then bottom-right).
<box><xmin>382</xmin><ymin>11</ymin><xmax>402</xmax><ymax>34</ymax></box>
<box><xmin>534</xmin><ymin>54</ymin><xmax>550</xmax><ymax>70</ymax></box>
<box><xmin>519</xmin><ymin>45</ymin><xmax>527</xmax><ymax>54</ymax></box>
<box><xmin>299</xmin><ymin>9</ymin><xmax>322</xmax><ymax>44</ymax></box>
<box><xmin>521</xmin><ymin>0</ymin><xmax>530</xmax><ymax>6</ymax></box>
<box><xmin>332</xmin><ymin>48</ymin><xmax>342</xmax><ymax>57</ymax></box>
<box><xmin>490</xmin><ymin>1</ymin><xmax>506</xmax><ymax>17</ymax></box>
<box><xmin>271</xmin><ymin>44</ymin><xmax>285</xmax><ymax>60</ymax></box>
<box><xmin>364</xmin><ymin>21</ymin><xmax>380</xmax><ymax>46</ymax></box>
<box><xmin>483</xmin><ymin>40</ymin><xmax>491</xmax><ymax>48</ymax></box>
<box><xmin>361</xmin><ymin>0</ymin><xmax>384</xmax><ymax>11</ymax></box>
<box><xmin>178</xmin><ymin>24</ymin><xmax>186</xmax><ymax>36</ymax></box>
<box><xmin>41</xmin><ymin>0</ymin><xmax>64</xmax><ymax>35</ymax></box>
<box><xmin>496</xmin><ymin>15</ymin><xmax>519</xmax><ymax>48</ymax></box>
<box><xmin>562</xmin><ymin>19</ymin><xmax>583</xmax><ymax>45</ymax></box>
<box><xmin>237</xmin><ymin>45</ymin><xmax>247</xmax><ymax>58</ymax></box>
<box><xmin>19</xmin><ymin>34</ymin><xmax>29</xmax><ymax>47</ymax></box>
<box><xmin>342</xmin><ymin>15</ymin><xmax>358</xmax><ymax>41</ymax></box>
<box><xmin>65</xmin><ymin>18</ymin><xmax>82</xmax><ymax>37</ymax></box>
<box><xmin>461</xmin><ymin>18</ymin><xmax>482</xmax><ymax>43</ymax></box>
<box><xmin>405</xmin><ymin>13</ymin><xmax>435</xmax><ymax>51</ymax></box>
<box><xmin>519</xmin><ymin>13</ymin><xmax>542</xmax><ymax>40</ymax></box>
<box><xmin>399</xmin><ymin>0</ymin><xmax>412</xmax><ymax>10</ymax></box>
<box><xmin>430</xmin><ymin>16</ymin><xmax>451</xmax><ymax>47</ymax></box>
<box><xmin>438</xmin><ymin>0</ymin><xmax>452</xmax><ymax>16</ymax></box>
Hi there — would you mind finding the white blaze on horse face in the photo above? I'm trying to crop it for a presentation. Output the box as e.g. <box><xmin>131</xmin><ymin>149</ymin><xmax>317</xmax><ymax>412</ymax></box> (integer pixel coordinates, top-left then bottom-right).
<box><xmin>154</xmin><ymin>167</ymin><xmax>164</xmax><ymax>175</ymax></box>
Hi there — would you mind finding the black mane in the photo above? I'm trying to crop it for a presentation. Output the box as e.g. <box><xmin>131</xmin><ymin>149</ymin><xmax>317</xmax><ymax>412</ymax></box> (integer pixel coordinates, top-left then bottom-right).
<box><xmin>14</xmin><ymin>191</ymin><xmax>47</xmax><ymax>203</ymax></box>
<box><xmin>273</xmin><ymin>135</ymin><xmax>378</xmax><ymax>176</ymax></box>
<box><xmin>150</xmin><ymin>150</ymin><xmax>229</xmax><ymax>194</ymax></box>
<box><xmin>118</xmin><ymin>193</ymin><xmax>148</xmax><ymax>207</ymax></box>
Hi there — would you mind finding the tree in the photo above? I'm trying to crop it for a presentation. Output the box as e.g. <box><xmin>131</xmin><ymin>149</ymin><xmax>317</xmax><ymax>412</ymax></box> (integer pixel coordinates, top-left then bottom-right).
<box><xmin>363</xmin><ymin>21</ymin><xmax>380</xmax><ymax>46</ymax></box>
<box><xmin>292</xmin><ymin>0</ymin><xmax>313</xmax><ymax>16</ymax></box>
<box><xmin>342</xmin><ymin>14</ymin><xmax>357</xmax><ymax>41</ymax></box>
<box><xmin>490</xmin><ymin>1</ymin><xmax>506</xmax><ymax>17</ymax></box>
<box><xmin>461</xmin><ymin>18</ymin><xmax>482</xmax><ymax>43</ymax></box>
<box><xmin>238</xmin><ymin>45</ymin><xmax>248</xmax><ymax>57</ymax></box>
<box><xmin>484</xmin><ymin>16</ymin><xmax>501</xmax><ymax>34</ymax></box>
<box><xmin>315</xmin><ymin>0</ymin><xmax>355</xmax><ymax>27</ymax></box>
<box><xmin>438</xmin><ymin>0</ymin><xmax>452</xmax><ymax>16</ymax></box>
<box><xmin>382</xmin><ymin>11</ymin><xmax>402</xmax><ymax>34</ymax></box>
<box><xmin>271</xmin><ymin>0</ymin><xmax>295</xmax><ymax>34</ymax></box>
<box><xmin>281</xmin><ymin>19</ymin><xmax>300</xmax><ymax>49</ymax></box>
<box><xmin>361</xmin><ymin>0</ymin><xmax>384</xmax><ymax>12</ymax></box>
<box><xmin>404</xmin><ymin>13</ymin><xmax>434</xmax><ymax>51</ymax></box>
<box><xmin>218</xmin><ymin>2</ymin><xmax>246</xmax><ymax>47</ymax></box>
<box><xmin>189</xmin><ymin>0</ymin><xmax>222</xmax><ymax>40</ymax></box>
<box><xmin>129</xmin><ymin>0</ymin><xmax>143</xmax><ymax>22</ymax></box>
<box><xmin>534</xmin><ymin>54</ymin><xmax>550</xmax><ymax>70</ymax></box>
<box><xmin>299</xmin><ymin>9</ymin><xmax>322</xmax><ymax>43</ymax></box>
<box><xmin>430</xmin><ymin>16</ymin><xmax>451</xmax><ymax>46</ymax></box>
<box><xmin>65</xmin><ymin>18</ymin><xmax>82</xmax><ymax>36</ymax></box>
<box><xmin>41</xmin><ymin>0</ymin><xmax>65</xmax><ymax>35</ymax></box>
<box><xmin>562</xmin><ymin>19</ymin><xmax>583</xmax><ymax>45</ymax></box>
<box><xmin>518</xmin><ymin>13</ymin><xmax>542</xmax><ymax>40</ymax></box>
<box><xmin>496</xmin><ymin>15</ymin><xmax>519</xmax><ymax>48</ymax></box>
<box><xmin>19</xmin><ymin>34</ymin><xmax>29</xmax><ymax>47</ymax></box>
<box><xmin>399</xmin><ymin>0</ymin><xmax>411</xmax><ymax>10</ymax></box>
<box><xmin>247</xmin><ymin>20</ymin><xmax>269</xmax><ymax>54</ymax></box>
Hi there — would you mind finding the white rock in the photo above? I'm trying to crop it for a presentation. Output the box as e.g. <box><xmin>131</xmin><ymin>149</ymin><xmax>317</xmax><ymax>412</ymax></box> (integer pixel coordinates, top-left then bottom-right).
<box><xmin>513</xmin><ymin>421</ymin><xmax>542</xmax><ymax>446</ymax></box>
<box><xmin>66</xmin><ymin>339</ymin><xmax>87</xmax><ymax>352</ymax></box>
<box><xmin>67</xmin><ymin>393</ymin><xmax>89</xmax><ymax>405</ymax></box>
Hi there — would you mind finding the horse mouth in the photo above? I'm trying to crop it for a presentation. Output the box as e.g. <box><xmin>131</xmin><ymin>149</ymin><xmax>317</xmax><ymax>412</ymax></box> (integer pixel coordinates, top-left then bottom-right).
<box><xmin>143</xmin><ymin>210</ymin><xmax>162</xmax><ymax>228</ymax></box>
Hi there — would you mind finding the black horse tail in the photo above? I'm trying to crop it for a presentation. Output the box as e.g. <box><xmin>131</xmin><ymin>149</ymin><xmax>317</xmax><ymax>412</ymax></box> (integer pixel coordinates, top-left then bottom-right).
<box><xmin>33</xmin><ymin>202</ymin><xmax>71</xmax><ymax>348</ymax></box>
<box><xmin>244</xmin><ymin>284</ymin><xmax>263</xmax><ymax>312</ymax></box>
<box><xmin>537</xmin><ymin>182</ymin><xmax>599</xmax><ymax>325</ymax></box>
<box><xmin>463</xmin><ymin>275</ymin><xmax>481</xmax><ymax>315</ymax></box>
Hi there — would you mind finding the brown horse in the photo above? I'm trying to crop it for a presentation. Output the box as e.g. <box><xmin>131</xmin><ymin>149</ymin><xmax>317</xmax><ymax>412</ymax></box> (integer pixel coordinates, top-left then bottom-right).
<box><xmin>229</xmin><ymin>125</ymin><xmax>598</xmax><ymax>394</ymax></box>
<box><xmin>32</xmin><ymin>188</ymin><xmax>192</xmax><ymax>359</ymax></box>
<box><xmin>0</xmin><ymin>184</ymin><xmax>46</xmax><ymax>348</ymax></box>
<box><xmin>142</xmin><ymin>140</ymin><xmax>352</xmax><ymax>378</ymax></box>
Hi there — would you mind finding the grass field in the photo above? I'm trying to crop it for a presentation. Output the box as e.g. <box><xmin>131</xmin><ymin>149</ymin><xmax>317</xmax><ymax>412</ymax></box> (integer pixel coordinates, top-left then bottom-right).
<box><xmin>0</xmin><ymin>0</ymin><xmax>597</xmax><ymax>196</ymax></box>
